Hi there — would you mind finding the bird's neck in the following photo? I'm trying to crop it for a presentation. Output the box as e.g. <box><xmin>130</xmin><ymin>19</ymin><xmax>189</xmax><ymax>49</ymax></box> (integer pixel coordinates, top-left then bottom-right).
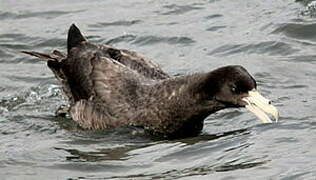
<box><xmin>149</xmin><ymin>72</ymin><xmax>220</xmax><ymax>103</ymax></box>
<box><xmin>132</xmin><ymin>72</ymin><xmax>226</xmax><ymax>138</ymax></box>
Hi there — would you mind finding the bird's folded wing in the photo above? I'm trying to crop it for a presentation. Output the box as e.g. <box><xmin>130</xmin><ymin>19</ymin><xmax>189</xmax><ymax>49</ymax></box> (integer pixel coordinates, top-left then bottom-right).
<box><xmin>68</xmin><ymin>51</ymin><xmax>144</xmax><ymax>129</ymax></box>
<box><xmin>70</xmin><ymin>99</ymin><xmax>129</xmax><ymax>129</ymax></box>
<box><xmin>103</xmin><ymin>46</ymin><xmax>170</xmax><ymax>80</ymax></box>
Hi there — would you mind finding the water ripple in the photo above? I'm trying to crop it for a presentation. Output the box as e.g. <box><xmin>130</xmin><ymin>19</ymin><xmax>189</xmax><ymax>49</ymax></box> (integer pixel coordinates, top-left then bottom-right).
<box><xmin>0</xmin><ymin>10</ymin><xmax>83</xmax><ymax>20</ymax></box>
<box><xmin>204</xmin><ymin>14</ymin><xmax>223</xmax><ymax>20</ymax></box>
<box><xmin>89</xmin><ymin>20</ymin><xmax>142</xmax><ymax>28</ymax></box>
<box><xmin>34</xmin><ymin>38</ymin><xmax>65</xmax><ymax>48</ymax></box>
<box><xmin>286</xmin><ymin>55</ymin><xmax>316</xmax><ymax>63</ymax></box>
<box><xmin>209</xmin><ymin>41</ymin><xmax>298</xmax><ymax>56</ymax></box>
<box><xmin>0</xmin><ymin>33</ymin><xmax>40</xmax><ymax>54</ymax></box>
<box><xmin>0</xmin><ymin>48</ymin><xmax>13</xmax><ymax>59</ymax></box>
<box><xmin>106</xmin><ymin>34</ymin><xmax>137</xmax><ymax>45</ymax></box>
<box><xmin>206</xmin><ymin>25</ymin><xmax>226</xmax><ymax>32</ymax></box>
<box><xmin>300</xmin><ymin>1</ymin><xmax>316</xmax><ymax>17</ymax></box>
<box><xmin>157</xmin><ymin>4</ymin><xmax>203</xmax><ymax>15</ymax></box>
<box><xmin>273</xmin><ymin>22</ymin><xmax>316</xmax><ymax>41</ymax></box>
<box><xmin>54</xmin><ymin>145</ymin><xmax>144</xmax><ymax>162</ymax></box>
<box><xmin>104</xmin><ymin>34</ymin><xmax>195</xmax><ymax>46</ymax></box>
<box><xmin>0</xmin><ymin>33</ymin><xmax>37</xmax><ymax>43</ymax></box>
<box><xmin>132</xmin><ymin>35</ymin><xmax>195</xmax><ymax>46</ymax></box>
<box><xmin>0</xmin><ymin>84</ymin><xmax>62</xmax><ymax>113</ymax></box>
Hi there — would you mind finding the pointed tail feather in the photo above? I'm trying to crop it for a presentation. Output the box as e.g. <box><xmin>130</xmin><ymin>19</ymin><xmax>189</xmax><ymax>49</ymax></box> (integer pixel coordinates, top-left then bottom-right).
<box><xmin>52</xmin><ymin>50</ymin><xmax>66</xmax><ymax>58</ymax></box>
<box><xmin>22</xmin><ymin>50</ymin><xmax>65</xmax><ymax>81</ymax></box>
<box><xmin>67</xmin><ymin>24</ymin><xmax>86</xmax><ymax>53</ymax></box>
<box><xmin>21</xmin><ymin>50</ymin><xmax>60</xmax><ymax>61</ymax></box>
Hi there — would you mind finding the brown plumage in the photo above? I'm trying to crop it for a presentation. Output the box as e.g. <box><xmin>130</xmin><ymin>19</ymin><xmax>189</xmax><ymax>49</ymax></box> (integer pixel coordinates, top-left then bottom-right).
<box><xmin>22</xmin><ymin>24</ymin><xmax>278</xmax><ymax>138</ymax></box>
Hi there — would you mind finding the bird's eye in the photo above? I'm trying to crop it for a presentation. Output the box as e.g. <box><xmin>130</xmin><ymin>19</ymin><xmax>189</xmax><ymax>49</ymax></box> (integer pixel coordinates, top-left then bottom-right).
<box><xmin>231</xmin><ymin>87</ymin><xmax>236</xmax><ymax>93</ymax></box>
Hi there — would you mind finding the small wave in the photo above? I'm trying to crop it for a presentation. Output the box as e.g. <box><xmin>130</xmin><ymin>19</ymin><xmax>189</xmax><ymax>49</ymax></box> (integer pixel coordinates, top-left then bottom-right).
<box><xmin>54</xmin><ymin>143</ymin><xmax>147</xmax><ymax>162</ymax></box>
<box><xmin>0</xmin><ymin>33</ymin><xmax>40</xmax><ymax>55</ymax></box>
<box><xmin>0</xmin><ymin>49</ymin><xmax>13</xmax><ymax>60</ymax></box>
<box><xmin>300</xmin><ymin>1</ymin><xmax>316</xmax><ymax>17</ymax></box>
<box><xmin>206</xmin><ymin>26</ymin><xmax>226</xmax><ymax>32</ymax></box>
<box><xmin>213</xmin><ymin>160</ymin><xmax>269</xmax><ymax>172</ymax></box>
<box><xmin>286</xmin><ymin>55</ymin><xmax>316</xmax><ymax>64</ymax></box>
<box><xmin>105</xmin><ymin>34</ymin><xmax>137</xmax><ymax>45</ymax></box>
<box><xmin>0</xmin><ymin>43</ymin><xmax>29</xmax><ymax>50</ymax></box>
<box><xmin>208</xmin><ymin>41</ymin><xmax>298</xmax><ymax>56</ymax></box>
<box><xmin>105</xmin><ymin>34</ymin><xmax>196</xmax><ymax>46</ymax></box>
<box><xmin>34</xmin><ymin>38</ymin><xmax>65</xmax><ymax>48</ymax></box>
<box><xmin>0</xmin><ymin>84</ymin><xmax>62</xmax><ymax>113</ymax></box>
<box><xmin>89</xmin><ymin>20</ymin><xmax>142</xmax><ymax>28</ymax></box>
<box><xmin>132</xmin><ymin>35</ymin><xmax>195</xmax><ymax>46</ymax></box>
<box><xmin>0</xmin><ymin>33</ymin><xmax>37</xmax><ymax>42</ymax></box>
<box><xmin>0</xmin><ymin>10</ymin><xmax>83</xmax><ymax>20</ymax></box>
<box><xmin>204</xmin><ymin>14</ymin><xmax>223</xmax><ymax>20</ymax></box>
<box><xmin>273</xmin><ymin>22</ymin><xmax>316</xmax><ymax>42</ymax></box>
<box><xmin>157</xmin><ymin>4</ymin><xmax>203</xmax><ymax>15</ymax></box>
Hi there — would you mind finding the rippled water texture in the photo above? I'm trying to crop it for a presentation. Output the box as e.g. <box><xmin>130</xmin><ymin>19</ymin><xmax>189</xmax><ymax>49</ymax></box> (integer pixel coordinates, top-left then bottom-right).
<box><xmin>1</xmin><ymin>0</ymin><xmax>316</xmax><ymax>179</ymax></box>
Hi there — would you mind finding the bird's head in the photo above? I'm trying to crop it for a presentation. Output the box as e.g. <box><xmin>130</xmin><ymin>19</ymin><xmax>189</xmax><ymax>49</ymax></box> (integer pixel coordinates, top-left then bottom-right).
<box><xmin>199</xmin><ymin>65</ymin><xmax>279</xmax><ymax>123</ymax></box>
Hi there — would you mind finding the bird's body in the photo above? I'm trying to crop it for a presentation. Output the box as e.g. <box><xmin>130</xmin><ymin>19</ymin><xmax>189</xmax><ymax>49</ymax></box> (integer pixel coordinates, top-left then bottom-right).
<box><xmin>23</xmin><ymin>24</ymin><xmax>278</xmax><ymax>138</ymax></box>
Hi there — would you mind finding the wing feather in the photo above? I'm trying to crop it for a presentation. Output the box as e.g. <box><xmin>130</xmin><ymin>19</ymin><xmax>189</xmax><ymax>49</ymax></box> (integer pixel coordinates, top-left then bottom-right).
<box><xmin>68</xmin><ymin>52</ymin><xmax>146</xmax><ymax>129</ymax></box>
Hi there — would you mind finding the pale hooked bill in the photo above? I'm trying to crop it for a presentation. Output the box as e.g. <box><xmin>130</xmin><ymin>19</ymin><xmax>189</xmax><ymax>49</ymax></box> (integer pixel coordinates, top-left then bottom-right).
<box><xmin>242</xmin><ymin>89</ymin><xmax>279</xmax><ymax>123</ymax></box>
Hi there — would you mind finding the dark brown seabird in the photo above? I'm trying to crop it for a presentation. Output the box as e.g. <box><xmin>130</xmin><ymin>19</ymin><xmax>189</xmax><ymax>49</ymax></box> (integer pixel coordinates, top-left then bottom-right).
<box><xmin>22</xmin><ymin>24</ymin><xmax>279</xmax><ymax>138</ymax></box>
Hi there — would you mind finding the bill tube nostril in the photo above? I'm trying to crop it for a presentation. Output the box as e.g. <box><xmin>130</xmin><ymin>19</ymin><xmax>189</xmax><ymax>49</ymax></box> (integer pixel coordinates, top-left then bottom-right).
<box><xmin>242</xmin><ymin>89</ymin><xmax>279</xmax><ymax>123</ymax></box>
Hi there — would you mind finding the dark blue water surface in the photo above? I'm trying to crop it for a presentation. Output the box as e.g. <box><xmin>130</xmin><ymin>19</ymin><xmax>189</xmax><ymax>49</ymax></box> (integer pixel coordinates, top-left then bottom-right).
<box><xmin>1</xmin><ymin>0</ymin><xmax>316</xmax><ymax>179</ymax></box>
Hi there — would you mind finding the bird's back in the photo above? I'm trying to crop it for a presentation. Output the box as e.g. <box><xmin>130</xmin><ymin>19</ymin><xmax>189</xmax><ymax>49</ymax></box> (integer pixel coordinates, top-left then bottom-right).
<box><xmin>23</xmin><ymin>24</ymin><xmax>171</xmax><ymax>129</ymax></box>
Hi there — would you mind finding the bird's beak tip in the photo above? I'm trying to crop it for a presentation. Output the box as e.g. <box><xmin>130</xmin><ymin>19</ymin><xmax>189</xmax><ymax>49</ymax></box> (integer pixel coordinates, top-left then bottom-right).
<box><xmin>242</xmin><ymin>89</ymin><xmax>279</xmax><ymax>123</ymax></box>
